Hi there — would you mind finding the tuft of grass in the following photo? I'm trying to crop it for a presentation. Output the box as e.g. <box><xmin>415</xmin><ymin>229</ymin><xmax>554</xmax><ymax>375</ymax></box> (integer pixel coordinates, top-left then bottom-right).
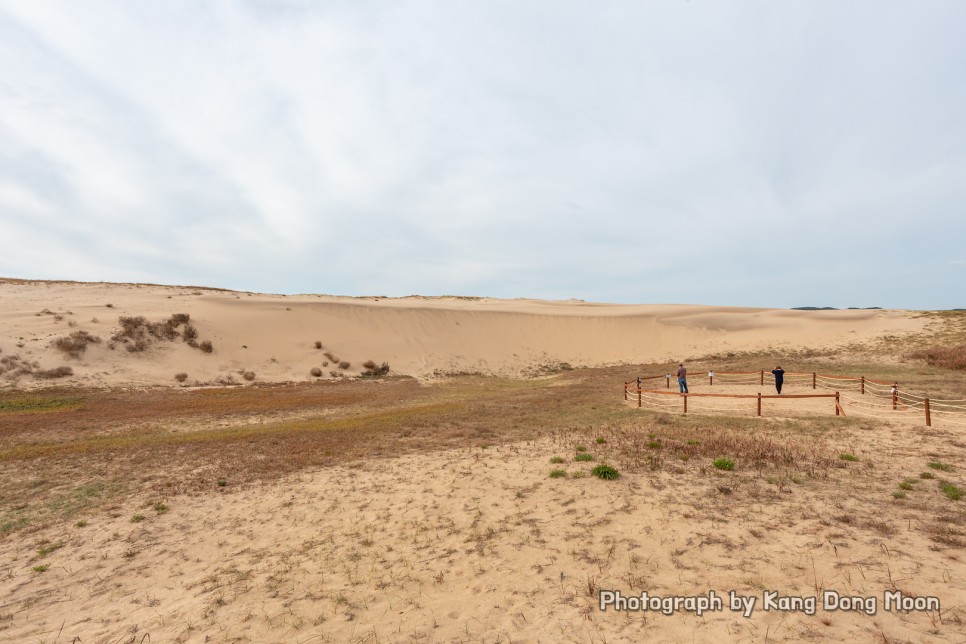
<box><xmin>940</xmin><ymin>481</ymin><xmax>963</xmax><ymax>501</ymax></box>
<box><xmin>712</xmin><ymin>457</ymin><xmax>735</xmax><ymax>471</ymax></box>
<box><xmin>217</xmin><ymin>479</ymin><xmax>227</xmax><ymax>487</ymax></box>
<box><xmin>928</xmin><ymin>461</ymin><xmax>953</xmax><ymax>472</ymax></box>
<box><xmin>920</xmin><ymin>471</ymin><xmax>936</xmax><ymax>480</ymax></box>
<box><xmin>199</xmin><ymin>340</ymin><xmax>214</xmax><ymax>354</ymax></box>
<box><xmin>338</xmin><ymin>361</ymin><xmax>350</xmax><ymax>370</ymax></box>
<box><xmin>32</xmin><ymin>564</ymin><xmax>49</xmax><ymax>573</ymax></box>
<box><xmin>898</xmin><ymin>479</ymin><xmax>916</xmax><ymax>491</ymax></box>
<box><xmin>153</xmin><ymin>502</ymin><xmax>169</xmax><ymax>514</ymax></box>
<box><xmin>315</xmin><ymin>341</ymin><xmax>323</xmax><ymax>349</ymax></box>
<box><xmin>549</xmin><ymin>469</ymin><xmax>567</xmax><ymax>478</ymax></box>
<box><xmin>131</xmin><ymin>514</ymin><xmax>145</xmax><ymax>523</ymax></box>
<box><xmin>839</xmin><ymin>453</ymin><xmax>859</xmax><ymax>462</ymax></box>
<box><xmin>549</xmin><ymin>456</ymin><xmax>565</xmax><ymax>464</ymax></box>
<box><xmin>595</xmin><ymin>437</ymin><xmax>607</xmax><ymax>444</ymax></box>
<box><xmin>893</xmin><ymin>491</ymin><xmax>906</xmax><ymax>499</ymax></box>
<box><xmin>575</xmin><ymin>445</ymin><xmax>587</xmax><ymax>453</ymax></box>
<box><xmin>310</xmin><ymin>367</ymin><xmax>323</xmax><ymax>377</ymax></box>
<box><xmin>174</xmin><ymin>372</ymin><xmax>188</xmax><ymax>383</ymax></box>
<box><xmin>574</xmin><ymin>453</ymin><xmax>594</xmax><ymax>462</ymax></box>
<box><xmin>591</xmin><ymin>464</ymin><xmax>620</xmax><ymax>480</ymax></box>
<box><xmin>242</xmin><ymin>371</ymin><xmax>256</xmax><ymax>382</ymax></box>
<box><xmin>647</xmin><ymin>441</ymin><xmax>662</xmax><ymax>449</ymax></box>
<box><xmin>37</xmin><ymin>541</ymin><xmax>64</xmax><ymax>557</ymax></box>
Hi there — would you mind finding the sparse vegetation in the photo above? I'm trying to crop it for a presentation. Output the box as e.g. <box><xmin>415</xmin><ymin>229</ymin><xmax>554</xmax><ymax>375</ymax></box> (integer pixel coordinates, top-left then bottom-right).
<box><xmin>712</xmin><ymin>457</ymin><xmax>735</xmax><ymax>471</ymax></box>
<box><xmin>549</xmin><ymin>469</ymin><xmax>566</xmax><ymax>478</ymax></box>
<box><xmin>174</xmin><ymin>372</ymin><xmax>189</xmax><ymax>383</ymax></box>
<box><xmin>839</xmin><ymin>453</ymin><xmax>859</xmax><ymax>462</ymax></box>
<box><xmin>928</xmin><ymin>461</ymin><xmax>953</xmax><ymax>472</ymax></box>
<box><xmin>199</xmin><ymin>340</ymin><xmax>213</xmax><ymax>354</ymax></box>
<box><xmin>310</xmin><ymin>367</ymin><xmax>323</xmax><ymax>377</ymax></box>
<box><xmin>574</xmin><ymin>453</ymin><xmax>594</xmax><ymax>462</ymax></box>
<box><xmin>338</xmin><ymin>361</ymin><xmax>350</xmax><ymax>370</ymax></box>
<box><xmin>34</xmin><ymin>366</ymin><xmax>73</xmax><ymax>379</ymax></box>
<box><xmin>549</xmin><ymin>456</ymin><xmax>565</xmax><ymax>464</ymax></box>
<box><xmin>242</xmin><ymin>371</ymin><xmax>256</xmax><ymax>382</ymax></box>
<box><xmin>315</xmin><ymin>341</ymin><xmax>323</xmax><ymax>349</ymax></box>
<box><xmin>905</xmin><ymin>343</ymin><xmax>966</xmax><ymax>370</ymax></box>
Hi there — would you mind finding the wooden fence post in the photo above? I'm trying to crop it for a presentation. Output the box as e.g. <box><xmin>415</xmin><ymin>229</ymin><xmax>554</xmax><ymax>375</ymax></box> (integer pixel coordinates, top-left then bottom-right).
<box><xmin>812</xmin><ymin>372</ymin><xmax>816</xmax><ymax>389</ymax></box>
<box><xmin>835</xmin><ymin>392</ymin><xmax>840</xmax><ymax>416</ymax></box>
<box><xmin>893</xmin><ymin>389</ymin><xmax>898</xmax><ymax>410</ymax></box>
<box><xmin>760</xmin><ymin>370</ymin><xmax>764</xmax><ymax>386</ymax></box>
<box><xmin>757</xmin><ymin>392</ymin><xmax>761</xmax><ymax>417</ymax></box>
<box><xmin>638</xmin><ymin>389</ymin><xmax>642</xmax><ymax>408</ymax></box>
<box><xmin>861</xmin><ymin>376</ymin><xmax>865</xmax><ymax>395</ymax></box>
<box><xmin>624</xmin><ymin>384</ymin><xmax>628</xmax><ymax>402</ymax></box>
<box><xmin>666</xmin><ymin>375</ymin><xmax>670</xmax><ymax>389</ymax></box>
<box><xmin>925</xmin><ymin>398</ymin><xmax>931</xmax><ymax>427</ymax></box>
<box><xmin>683</xmin><ymin>394</ymin><xmax>688</xmax><ymax>415</ymax></box>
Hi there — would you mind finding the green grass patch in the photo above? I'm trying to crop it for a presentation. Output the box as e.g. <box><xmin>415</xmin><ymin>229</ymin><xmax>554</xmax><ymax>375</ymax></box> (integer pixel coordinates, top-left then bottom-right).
<box><xmin>928</xmin><ymin>461</ymin><xmax>953</xmax><ymax>472</ymax></box>
<box><xmin>591</xmin><ymin>464</ymin><xmax>620</xmax><ymax>480</ymax></box>
<box><xmin>712</xmin><ymin>457</ymin><xmax>735</xmax><ymax>471</ymax></box>
<box><xmin>549</xmin><ymin>469</ymin><xmax>567</xmax><ymax>479</ymax></box>
<box><xmin>549</xmin><ymin>456</ymin><xmax>565</xmax><ymax>464</ymax></box>
<box><xmin>898</xmin><ymin>479</ymin><xmax>916</xmax><ymax>491</ymax></box>
<box><xmin>940</xmin><ymin>481</ymin><xmax>963</xmax><ymax>501</ymax></box>
<box><xmin>839</xmin><ymin>453</ymin><xmax>859</xmax><ymax>462</ymax></box>
<box><xmin>574</xmin><ymin>453</ymin><xmax>594</xmax><ymax>462</ymax></box>
<box><xmin>0</xmin><ymin>395</ymin><xmax>84</xmax><ymax>413</ymax></box>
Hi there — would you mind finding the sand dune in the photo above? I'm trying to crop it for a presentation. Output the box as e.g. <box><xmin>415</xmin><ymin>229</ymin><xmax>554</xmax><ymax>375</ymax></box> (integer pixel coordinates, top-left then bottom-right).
<box><xmin>0</xmin><ymin>279</ymin><xmax>925</xmax><ymax>388</ymax></box>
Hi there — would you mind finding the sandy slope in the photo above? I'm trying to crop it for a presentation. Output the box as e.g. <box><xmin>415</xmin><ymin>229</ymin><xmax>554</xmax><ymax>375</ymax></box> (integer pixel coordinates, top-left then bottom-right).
<box><xmin>0</xmin><ymin>279</ymin><xmax>925</xmax><ymax>388</ymax></box>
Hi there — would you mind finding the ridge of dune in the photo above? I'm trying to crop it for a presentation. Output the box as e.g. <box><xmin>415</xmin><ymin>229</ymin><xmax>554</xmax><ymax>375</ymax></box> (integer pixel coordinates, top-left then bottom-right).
<box><xmin>0</xmin><ymin>278</ymin><xmax>926</xmax><ymax>388</ymax></box>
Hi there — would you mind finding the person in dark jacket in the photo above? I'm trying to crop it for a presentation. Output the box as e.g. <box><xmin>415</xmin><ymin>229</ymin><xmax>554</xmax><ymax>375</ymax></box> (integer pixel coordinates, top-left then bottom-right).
<box><xmin>772</xmin><ymin>366</ymin><xmax>785</xmax><ymax>394</ymax></box>
<box><xmin>677</xmin><ymin>363</ymin><xmax>688</xmax><ymax>394</ymax></box>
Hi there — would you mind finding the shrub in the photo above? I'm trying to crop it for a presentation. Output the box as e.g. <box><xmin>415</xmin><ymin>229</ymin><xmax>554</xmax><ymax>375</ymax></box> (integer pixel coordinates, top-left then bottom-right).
<box><xmin>315</xmin><ymin>341</ymin><xmax>323</xmax><ymax>349</ymax></box>
<box><xmin>575</xmin><ymin>453</ymin><xmax>594</xmax><ymax>462</ymax></box>
<box><xmin>549</xmin><ymin>456</ymin><xmax>565</xmax><ymax>464</ymax></box>
<box><xmin>182</xmin><ymin>324</ymin><xmax>198</xmax><ymax>343</ymax></box>
<box><xmin>169</xmin><ymin>313</ymin><xmax>190</xmax><ymax>326</ymax></box>
<box><xmin>199</xmin><ymin>340</ymin><xmax>213</xmax><ymax>354</ymax></box>
<box><xmin>549</xmin><ymin>469</ymin><xmax>567</xmax><ymax>478</ymax></box>
<box><xmin>53</xmin><ymin>330</ymin><xmax>101</xmax><ymax>358</ymax></box>
<box><xmin>712</xmin><ymin>457</ymin><xmax>735</xmax><ymax>471</ymax></box>
<box><xmin>323</xmin><ymin>351</ymin><xmax>336</xmax><ymax>362</ymax></box>
<box><xmin>242</xmin><ymin>371</ymin><xmax>255</xmax><ymax>381</ymax></box>
<box><xmin>174</xmin><ymin>373</ymin><xmax>189</xmax><ymax>383</ymax></box>
<box><xmin>322</xmin><ymin>361</ymin><xmax>329</xmax><ymax>367</ymax></box>
<box><xmin>360</xmin><ymin>361</ymin><xmax>390</xmax><ymax>377</ymax></box>
<box><xmin>310</xmin><ymin>367</ymin><xmax>323</xmax><ymax>377</ymax></box>
<box><xmin>592</xmin><ymin>464</ymin><xmax>620</xmax><ymax>480</ymax></box>
<box><xmin>338</xmin><ymin>361</ymin><xmax>350</xmax><ymax>370</ymax></box>
<box><xmin>34</xmin><ymin>366</ymin><xmax>73</xmax><ymax>379</ymax></box>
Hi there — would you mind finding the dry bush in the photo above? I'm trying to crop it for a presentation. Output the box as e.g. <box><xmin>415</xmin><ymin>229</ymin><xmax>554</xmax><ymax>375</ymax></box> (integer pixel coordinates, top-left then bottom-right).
<box><xmin>310</xmin><ymin>367</ymin><xmax>323</xmax><ymax>377</ymax></box>
<box><xmin>53</xmin><ymin>331</ymin><xmax>102</xmax><ymax>359</ymax></box>
<box><xmin>182</xmin><ymin>324</ymin><xmax>198</xmax><ymax>343</ymax></box>
<box><xmin>169</xmin><ymin>313</ymin><xmax>190</xmax><ymax>326</ymax></box>
<box><xmin>314</xmin><ymin>341</ymin><xmax>323</xmax><ymax>349</ymax></box>
<box><xmin>905</xmin><ymin>344</ymin><xmax>966</xmax><ymax>370</ymax></box>
<box><xmin>34</xmin><ymin>366</ymin><xmax>73</xmax><ymax>379</ymax></box>
<box><xmin>199</xmin><ymin>340</ymin><xmax>213</xmax><ymax>354</ymax></box>
<box><xmin>361</xmin><ymin>360</ymin><xmax>390</xmax><ymax>377</ymax></box>
<box><xmin>174</xmin><ymin>373</ymin><xmax>189</xmax><ymax>383</ymax></box>
<box><xmin>323</xmin><ymin>351</ymin><xmax>336</xmax><ymax>362</ymax></box>
<box><xmin>339</xmin><ymin>361</ymin><xmax>351</xmax><ymax>370</ymax></box>
<box><xmin>242</xmin><ymin>371</ymin><xmax>256</xmax><ymax>381</ymax></box>
<box><xmin>322</xmin><ymin>361</ymin><xmax>329</xmax><ymax>367</ymax></box>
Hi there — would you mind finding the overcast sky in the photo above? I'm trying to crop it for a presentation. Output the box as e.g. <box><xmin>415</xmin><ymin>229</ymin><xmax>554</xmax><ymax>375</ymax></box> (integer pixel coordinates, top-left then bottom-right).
<box><xmin>1</xmin><ymin>1</ymin><xmax>964</xmax><ymax>309</ymax></box>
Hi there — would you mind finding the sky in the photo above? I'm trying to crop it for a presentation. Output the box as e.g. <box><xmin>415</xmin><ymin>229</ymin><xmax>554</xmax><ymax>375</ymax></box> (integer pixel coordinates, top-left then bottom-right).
<box><xmin>1</xmin><ymin>1</ymin><xmax>964</xmax><ymax>309</ymax></box>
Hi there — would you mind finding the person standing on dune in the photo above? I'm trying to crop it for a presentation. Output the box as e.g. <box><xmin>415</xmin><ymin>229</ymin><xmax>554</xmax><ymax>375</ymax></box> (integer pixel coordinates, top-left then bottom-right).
<box><xmin>772</xmin><ymin>366</ymin><xmax>785</xmax><ymax>394</ymax></box>
<box><xmin>677</xmin><ymin>363</ymin><xmax>689</xmax><ymax>394</ymax></box>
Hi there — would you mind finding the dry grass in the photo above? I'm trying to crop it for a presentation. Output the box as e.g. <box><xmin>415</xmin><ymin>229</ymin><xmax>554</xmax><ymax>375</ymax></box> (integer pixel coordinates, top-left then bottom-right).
<box><xmin>905</xmin><ymin>343</ymin><xmax>966</xmax><ymax>370</ymax></box>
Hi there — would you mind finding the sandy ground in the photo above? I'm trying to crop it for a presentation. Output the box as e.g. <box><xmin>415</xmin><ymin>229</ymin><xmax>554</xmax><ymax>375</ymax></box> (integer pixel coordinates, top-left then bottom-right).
<box><xmin>0</xmin><ymin>278</ymin><xmax>927</xmax><ymax>388</ymax></box>
<box><xmin>1</xmin><ymin>421</ymin><xmax>963</xmax><ymax>643</ymax></box>
<box><xmin>1</xmin><ymin>279</ymin><xmax>961</xmax><ymax>643</ymax></box>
